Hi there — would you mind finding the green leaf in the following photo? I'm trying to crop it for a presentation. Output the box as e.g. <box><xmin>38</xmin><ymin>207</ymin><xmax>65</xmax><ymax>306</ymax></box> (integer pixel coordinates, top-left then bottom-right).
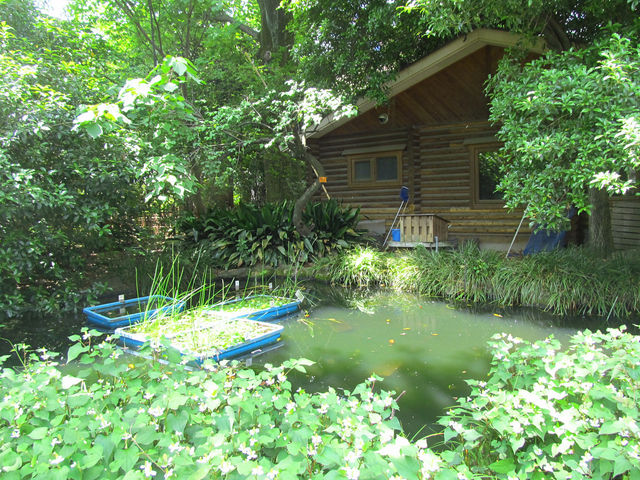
<box><xmin>391</xmin><ymin>456</ymin><xmax>421</xmax><ymax>478</ymax></box>
<box><xmin>61</xmin><ymin>375</ymin><xmax>82</xmax><ymax>390</ymax></box>
<box><xmin>489</xmin><ymin>458</ymin><xmax>516</xmax><ymax>474</ymax></box>
<box><xmin>0</xmin><ymin>450</ymin><xmax>22</xmax><ymax>472</ymax></box>
<box><xmin>28</xmin><ymin>427</ymin><xmax>48</xmax><ymax>440</ymax></box>
<box><xmin>85</xmin><ymin>122</ymin><xmax>103</xmax><ymax>139</ymax></box>
<box><xmin>67</xmin><ymin>343</ymin><xmax>86</xmax><ymax>362</ymax></box>
<box><xmin>135</xmin><ymin>426</ymin><xmax>157</xmax><ymax>446</ymax></box>
<box><xmin>115</xmin><ymin>446</ymin><xmax>138</xmax><ymax>472</ymax></box>
<box><xmin>435</xmin><ymin>470</ymin><xmax>461</xmax><ymax>480</ymax></box>
<box><xmin>166</xmin><ymin>410</ymin><xmax>189</xmax><ymax>433</ymax></box>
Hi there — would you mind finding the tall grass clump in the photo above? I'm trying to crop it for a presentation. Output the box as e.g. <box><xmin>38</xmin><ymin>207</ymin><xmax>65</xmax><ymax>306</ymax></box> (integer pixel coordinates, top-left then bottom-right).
<box><xmin>319</xmin><ymin>244</ymin><xmax>640</xmax><ymax>316</ymax></box>
<box><xmin>411</xmin><ymin>242</ymin><xmax>502</xmax><ymax>303</ymax></box>
<box><xmin>314</xmin><ymin>245</ymin><xmax>388</xmax><ymax>287</ymax></box>
<box><xmin>493</xmin><ymin>247</ymin><xmax>640</xmax><ymax>316</ymax></box>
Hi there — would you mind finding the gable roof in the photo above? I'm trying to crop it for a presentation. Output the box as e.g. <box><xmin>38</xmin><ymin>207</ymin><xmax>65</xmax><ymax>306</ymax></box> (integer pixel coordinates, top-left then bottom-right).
<box><xmin>309</xmin><ymin>28</ymin><xmax>546</xmax><ymax>139</ymax></box>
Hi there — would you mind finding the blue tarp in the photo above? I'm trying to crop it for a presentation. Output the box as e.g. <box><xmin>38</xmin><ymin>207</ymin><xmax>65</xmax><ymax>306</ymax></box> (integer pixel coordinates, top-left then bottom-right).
<box><xmin>523</xmin><ymin>229</ymin><xmax>567</xmax><ymax>255</ymax></box>
<box><xmin>523</xmin><ymin>207</ymin><xmax>576</xmax><ymax>255</ymax></box>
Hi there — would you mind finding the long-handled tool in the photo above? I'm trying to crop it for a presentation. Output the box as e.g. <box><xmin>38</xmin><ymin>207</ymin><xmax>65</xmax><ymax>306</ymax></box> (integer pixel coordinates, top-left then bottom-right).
<box><xmin>383</xmin><ymin>186</ymin><xmax>409</xmax><ymax>247</ymax></box>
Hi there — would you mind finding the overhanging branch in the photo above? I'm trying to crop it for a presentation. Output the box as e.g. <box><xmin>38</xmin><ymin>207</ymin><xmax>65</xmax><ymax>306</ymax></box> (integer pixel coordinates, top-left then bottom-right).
<box><xmin>212</xmin><ymin>12</ymin><xmax>260</xmax><ymax>40</ymax></box>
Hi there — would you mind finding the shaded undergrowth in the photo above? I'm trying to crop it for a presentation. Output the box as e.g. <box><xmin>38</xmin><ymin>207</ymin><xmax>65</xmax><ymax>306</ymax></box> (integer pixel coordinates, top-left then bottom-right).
<box><xmin>313</xmin><ymin>243</ymin><xmax>640</xmax><ymax>317</ymax></box>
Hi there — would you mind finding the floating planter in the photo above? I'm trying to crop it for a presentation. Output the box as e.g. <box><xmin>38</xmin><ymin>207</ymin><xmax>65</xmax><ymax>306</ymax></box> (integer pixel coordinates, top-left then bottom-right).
<box><xmin>116</xmin><ymin>316</ymin><xmax>283</xmax><ymax>363</ymax></box>
<box><xmin>83</xmin><ymin>295</ymin><xmax>184</xmax><ymax>329</ymax></box>
<box><xmin>207</xmin><ymin>294</ymin><xmax>301</xmax><ymax>321</ymax></box>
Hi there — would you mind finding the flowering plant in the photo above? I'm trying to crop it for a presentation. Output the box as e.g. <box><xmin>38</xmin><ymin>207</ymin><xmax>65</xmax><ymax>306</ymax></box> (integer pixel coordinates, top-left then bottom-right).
<box><xmin>0</xmin><ymin>330</ymin><xmax>468</xmax><ymax>479</ymax></box>
<box><xmin>439</xmin><ymin>327</ymin><xmax>640</xmax><ymax>479</ymax></box>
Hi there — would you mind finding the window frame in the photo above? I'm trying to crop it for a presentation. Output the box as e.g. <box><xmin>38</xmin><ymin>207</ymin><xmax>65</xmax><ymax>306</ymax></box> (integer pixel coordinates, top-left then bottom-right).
<box><xmin>347</xmin><ymin>150</ymin><xmax>403</xmax><ymax>188</ymax></box>
<box><xmin>469</xmin><ymin>142</ymin><xmax>504</xmax><ymax>208</ymax></box>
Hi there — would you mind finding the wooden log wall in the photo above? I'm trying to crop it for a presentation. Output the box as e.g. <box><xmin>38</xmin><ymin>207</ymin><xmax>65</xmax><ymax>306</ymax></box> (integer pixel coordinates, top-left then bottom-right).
<box><xmin>315</xmin><ymin>128</ymin><xmax>412</xmax><ymax>221</ymax></box>
<box><xmin>611</xmin><ymin>196</ymin><xmax>640</xmax><ymax>250</ymax></box>
<box><xmin>315</xmin><ymin>120</ymin><xmax>529</xmax><ymax>249</ymax></box>
<box><xmin>415</xmin><ymin>121</ymin><xmax>528</xmax><ymax>243</ymax></box>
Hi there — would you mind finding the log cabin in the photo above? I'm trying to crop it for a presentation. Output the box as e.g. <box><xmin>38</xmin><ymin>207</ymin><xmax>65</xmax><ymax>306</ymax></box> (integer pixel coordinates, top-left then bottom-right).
<box><xmin>309</xmin><ymin>28</ymin><xmax>640</xmax><ymax>251</ymax></box>
<box><xmin>309</xmin><ymin>29</ymin><xmax>544</xmax><ymax>250</ymax></box>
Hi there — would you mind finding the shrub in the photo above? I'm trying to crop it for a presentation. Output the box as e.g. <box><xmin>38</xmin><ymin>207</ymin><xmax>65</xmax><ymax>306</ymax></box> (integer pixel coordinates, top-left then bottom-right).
<box><xmin>177</xmin><ymin>200</ymin><xmax>368</xmax><ymax>269</ymax></box>
<box><xmin>2</xmin><ymin>328</ymin><xmax>640</xmax><ymax>479</ymax></box>
<box><xmin>0</xmin><ymin>331</ymin><xmax>469</xmax><ymax>480</ymax></box>
<box><xmin>440</xmin><ymin>326</ymin><xmax>640</xmax><ymax>479</ymax></box>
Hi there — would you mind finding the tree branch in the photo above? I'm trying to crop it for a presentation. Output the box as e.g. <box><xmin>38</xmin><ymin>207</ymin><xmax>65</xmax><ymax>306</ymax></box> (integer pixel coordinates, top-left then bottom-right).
<box><xmin>212</xmin><ymin>12</ymin><xmax>260</xmax><ymax>39</ymax></box>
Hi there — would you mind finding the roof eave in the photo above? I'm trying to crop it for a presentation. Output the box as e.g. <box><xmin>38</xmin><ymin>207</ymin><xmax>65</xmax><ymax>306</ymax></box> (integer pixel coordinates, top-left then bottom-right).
<box><xmin>308</xmin><ymin>29</ymin><xmax>545</xmax><ymax>139</ymax></box>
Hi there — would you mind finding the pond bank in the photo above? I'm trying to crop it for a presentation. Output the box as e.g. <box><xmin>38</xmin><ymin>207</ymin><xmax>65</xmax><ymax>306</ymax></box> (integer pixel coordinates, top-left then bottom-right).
<box><xmin>305</xmin><ymin>243</ymin><xmax>640</xmax><ymax>318</ymax></box>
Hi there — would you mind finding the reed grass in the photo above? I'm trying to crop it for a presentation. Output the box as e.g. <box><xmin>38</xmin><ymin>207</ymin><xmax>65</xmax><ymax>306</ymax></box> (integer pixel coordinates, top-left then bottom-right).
<box><xmin>313</xmin><ymin>244</ymin><xmax>640</xmax><ymax>317</ymax></box>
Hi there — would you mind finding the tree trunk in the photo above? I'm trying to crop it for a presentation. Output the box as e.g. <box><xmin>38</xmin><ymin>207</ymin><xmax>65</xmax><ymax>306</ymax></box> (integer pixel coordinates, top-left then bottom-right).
<box><xmin>587</xmin><ymin>187</ymin><xmax>614</xmax><ymax>253</ymax></box>
<box><xmin>256</xmin><ymin>0</ymin><xmax>293</xmax><ymax>64</ymax></box>
<box><xmin>293</xmin><ymin>150</ymin><xmax>324</xmax><ymax>236</ymax></box>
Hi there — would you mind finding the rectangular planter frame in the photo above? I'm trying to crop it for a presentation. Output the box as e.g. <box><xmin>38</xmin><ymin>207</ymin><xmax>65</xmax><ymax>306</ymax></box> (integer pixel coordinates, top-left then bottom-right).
<box><xmin>83</xmin><ymin>295</ymin><xmax>185</xmax><ymax>329</ymax></box>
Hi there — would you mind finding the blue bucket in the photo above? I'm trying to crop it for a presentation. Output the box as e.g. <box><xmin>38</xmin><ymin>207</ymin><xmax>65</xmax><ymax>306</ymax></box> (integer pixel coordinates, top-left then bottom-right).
<box><xmin>391</xmin><ymin>229</ymin><xmax>401</xmax><ymax>242</ymax></box>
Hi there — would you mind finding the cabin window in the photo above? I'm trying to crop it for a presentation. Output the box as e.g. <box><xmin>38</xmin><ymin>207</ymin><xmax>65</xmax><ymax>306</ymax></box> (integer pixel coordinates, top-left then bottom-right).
<box><xmin>469</xmin><ymin>142</ymin><xmax>503</xmax><ymax>206</ymax></box>
<box><xmin>348</xmin><ymin>151</ymin><xmax>402</xmax><ymax>187</ymax></box>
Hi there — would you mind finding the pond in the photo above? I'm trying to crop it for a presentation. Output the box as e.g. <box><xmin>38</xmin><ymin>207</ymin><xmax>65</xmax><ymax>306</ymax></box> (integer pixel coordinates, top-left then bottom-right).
<box><xmin>249</xmin><ymin>286</ymin><xmax>606</xmax><ymax>437</ymax></box>
<box><xmin>0</xmin><ymin>284</ymin><xmax>609</xmax><ymax>437</ymax></box>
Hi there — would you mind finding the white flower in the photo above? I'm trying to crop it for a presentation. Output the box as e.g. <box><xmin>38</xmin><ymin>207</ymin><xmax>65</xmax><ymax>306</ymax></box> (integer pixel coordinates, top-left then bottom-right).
<box><xmin>318</xmin><ymin>403</ymin><xmax>329</xmax><ymax>414</ymax></box>
<box><xmin>251</xmin><ymin>466</ymin><xmax>264</xmax><ymax>476</ymax></box>
<box><xmin>11</xmin><ymin>429</ymin><xmax>20</xmax><ymax>438</ymax></box>
<box><xmin>311</xmin><ymin>434</ymin><xmax>322</xmax><ymax>446</ymax></box>
<box><xmin>448</xmin><ymin>420</ymin><xmax>464</xmax><ymax>433</ymax></box>
<box><xmin>140</xmin><ymin>461</ymin><xmax>156</xmax><ymax>477</ymax></box>
<box><xmin>148</xmin><ymin>406</ymin><xmax>164</xmax><ymax>417</ymax></box>
<box><xmin>219</xmin><ymin>461</ymin><xmax>234</xmax><ymax>474</ymax></box>
<box><xmin>510</xmin><ymin>420</ymin><xmax>523</xmax><ymax>434</ymax></box>
<box><xmin>49</xmin><ymin>453</ymin><xmax>64</xmax><ymax>465</ymax></box>
<box><xmin>345</xmin><ymin>449</ymin><xmax>361</xmax><ymax>464</ymax></box>
<box><xmin>419</xmin><ymin>450</ymin><xmax>442</xmax><ymax>474</ymax></box>
<box><xmin>168</xmin><ymin>442</ymin><xmax>183</xmax><ymax>453</ymax></box>
<box><xmin>144</xmin><ymin>392</ymin><xmax>154</xmax><ymax>400</ymax></box>
<box><xmin>380</xmin><ymin>428</ymin><xmax>394</xmax><ymax>444</ymax></box>
<box><xmin>344</xmin><ymin>466</ymin><xmax>360</xmax><ymax>480</ymax></box>
<box><xmin>266</xmin><ymin>468</ymin><xmax>278</xmax><ymax>480</ymax></box>
<box><xmin>51</xmin><ymin>437</ymin><xmax>61</xmax><ymax>447</ymax></box>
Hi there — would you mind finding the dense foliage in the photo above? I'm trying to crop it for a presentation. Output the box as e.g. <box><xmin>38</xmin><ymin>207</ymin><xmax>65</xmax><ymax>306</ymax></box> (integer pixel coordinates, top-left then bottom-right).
<box><xmin>0</xmin><ymin>331</ymin><xmax>472</xmax><ymax>479</ymax></box>
<box><xmin>283</xmin><ymin>0</ymin><xmax>440</xmax><ymax>101</ymax></box>
<box><xmin>441</xmin><ymin>327</ymin><xmax>640</xmax><ymax>479</ymax></box>
<box><xmin>0</xmin><ymin>2</ymin><xmax>152</xmax><ymax>317</ymax></box>
<box><xmin>178</xmin><ymin>200</ymin><xmax>368</xmax><ymax>269</ymax></box>
<box><xmin>2</xmin><ymin>327</ymin><xmax>639</xmax><ymax>479</ymax></box>
<box><xmin>314</xmin><ymin>244</ymin><xmax>640</xmax><ymax>317</ymax></box>
<box><xmin>488</xmin><ymin>31</ymin><xmax>640</xmax><ymax>232</ymax></box>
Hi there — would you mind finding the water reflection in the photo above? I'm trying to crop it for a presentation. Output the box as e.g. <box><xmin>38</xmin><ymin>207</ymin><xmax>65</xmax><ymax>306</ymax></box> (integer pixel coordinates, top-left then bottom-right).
<box><xmin>256</xmin><ymin>287</ymin><xmax>606</xmax><ymax>436</ymax></box>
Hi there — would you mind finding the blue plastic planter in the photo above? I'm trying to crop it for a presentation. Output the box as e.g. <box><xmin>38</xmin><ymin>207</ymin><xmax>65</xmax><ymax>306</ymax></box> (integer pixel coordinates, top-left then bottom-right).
<box><xmin>206</xmin><ymin>295</ymin><xmax>301</xmax><ymax>321</ymax></box>
<box><xmin>83</xmin><ymin>295</ymin><xmax>184</xmax><ymax>329</ymax></box>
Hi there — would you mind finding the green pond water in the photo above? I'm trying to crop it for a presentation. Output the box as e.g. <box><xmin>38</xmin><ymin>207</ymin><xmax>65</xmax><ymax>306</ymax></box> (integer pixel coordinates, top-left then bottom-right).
<box><xmin>250</xmin><ymin>288</ymin><xmax>605</xmax><ymax>436</ymax></box>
